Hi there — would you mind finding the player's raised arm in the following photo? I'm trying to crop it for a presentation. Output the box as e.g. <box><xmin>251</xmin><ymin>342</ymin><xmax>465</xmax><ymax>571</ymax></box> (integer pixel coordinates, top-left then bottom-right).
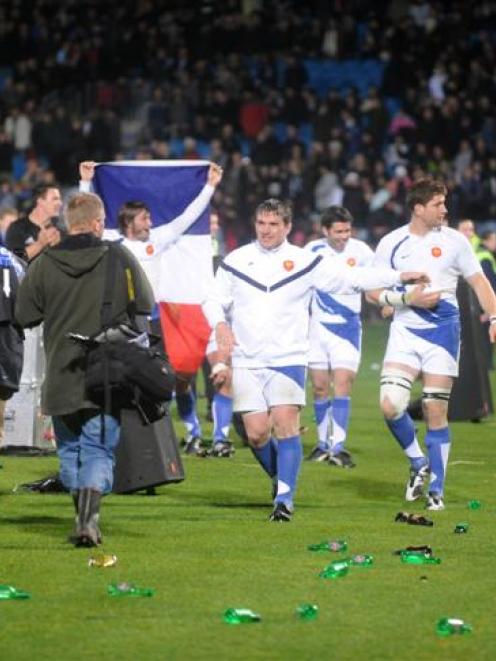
<box><xmin>151</xmin><ymin>163</ymin><xmax>223</xmax><ymax>253</ymax></box>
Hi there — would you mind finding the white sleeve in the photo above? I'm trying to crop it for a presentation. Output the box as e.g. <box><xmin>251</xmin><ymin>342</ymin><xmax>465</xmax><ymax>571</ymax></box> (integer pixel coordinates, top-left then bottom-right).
<box><xmin>102</xmin><ymin>229</ymin><xmax>121</xmax><ymax>242</ymax></box>
<box><xmin>79</xmin><ymin>180</ymin><xmax>92</xmax><ymax>193</ymax></box>
<box><xmin>150</xmin><ymin>184</ymin><xmax>214</xmax><ymax>254</ymax></box>
<box><xmin>201</xmin><ymin>262</ymin><xmax>234</xmax><ymax>328</ymax></box>
<box><xmin>313</xmin><ymin>253</ymin><xmax>401</xmax><ymax>293</ymax></box>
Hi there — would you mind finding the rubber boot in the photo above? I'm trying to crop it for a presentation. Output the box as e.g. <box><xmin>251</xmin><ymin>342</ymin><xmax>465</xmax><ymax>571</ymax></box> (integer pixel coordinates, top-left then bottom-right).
<box><xmin>67</xmin><ymin>491</ymin><xmax>79</xmax><ymax>543</ymax></box>
<box><xmin>75</xmin><ymin>488</ymin><xmax>102</xmax><ymax>547</ymax></box>
<box><xmin>72</xmin><ymin>491</ymin><xmax>79</xmax><ymax>513</ymax></box>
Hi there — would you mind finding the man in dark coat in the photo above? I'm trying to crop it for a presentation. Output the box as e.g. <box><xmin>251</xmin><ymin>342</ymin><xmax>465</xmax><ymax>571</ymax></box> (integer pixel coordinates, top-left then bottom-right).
<box><xmin>16</xmin><ymin>192</ymin><xmax>153</xmax><ymax>546</ymax></box>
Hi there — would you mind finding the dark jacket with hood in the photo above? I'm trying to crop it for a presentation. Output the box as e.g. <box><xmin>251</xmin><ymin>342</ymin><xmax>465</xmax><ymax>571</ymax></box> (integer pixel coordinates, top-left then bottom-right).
<box><xmin>15</xmin><ymin>234</ymin><xmax>154</xmax><ymax>416</ymax></box>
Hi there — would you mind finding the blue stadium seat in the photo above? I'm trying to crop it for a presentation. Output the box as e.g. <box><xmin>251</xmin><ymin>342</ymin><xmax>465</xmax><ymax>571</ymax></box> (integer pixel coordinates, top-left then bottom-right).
<box><xmin>196</xmin><ymin>140</ymin><xmax>211</xmax><ymax>159</ymax></box>
<box><xmin>274</xmin><ymin>122</ymin><xmax>288</xmax><ymax>142</ymax></box>
<box><xmin>303</xmin><ymin>58</ymin><xmax>384</xmax><ymax>98</ymax></box>
<box><xmin>12</xmin><ymin>153</ymin><xmax>26</xmax><ymax>180</ymax></box>
<box><xmin>0</xmin><ymin>67</ymin><xmax>13</xmax><ymax>91</ymax></box>
<box><xmin>298</xmin><ymin>123</ymin><xmax>313</xmax><ymax>148</ymax></box>
<box><xmin>240</xmin><ymin>139</ymin><xmax>251</xmax><ymax>157</ymax></box>
<box><xmin>169</xmin><ymin>138</ymin><xmax>185</xmax><ymax>158</ymax></box>
<box><xmin>385</xmin><ymin>97</ymin><xmax>402</xmax><ymax>117</ymax></box>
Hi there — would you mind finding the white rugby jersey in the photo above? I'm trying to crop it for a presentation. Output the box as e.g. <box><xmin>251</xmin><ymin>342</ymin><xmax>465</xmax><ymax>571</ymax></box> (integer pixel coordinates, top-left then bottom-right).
<box><xmin>374</xmin><ymin>224</ymin><xmax>481</xmax><ymax>329</ymax></box>
<box><xmin>203</xmin><ymin>239</ymin><xmax>401</xmax><ymax>368</ymax></box>
<box><xmin>82</xmin><ymin>180</ymin><xmax>214</xmax><ymax>299</ymax></box>
<box><xmin>305</xmin><ymin>237</ymin><xmax>374</xmax><ymax>323</ymax></box>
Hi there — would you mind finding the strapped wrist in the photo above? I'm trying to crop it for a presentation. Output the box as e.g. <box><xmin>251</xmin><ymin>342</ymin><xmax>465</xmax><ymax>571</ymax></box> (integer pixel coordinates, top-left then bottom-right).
<box><xmin>211</xmin><ymin>362</ymin><xmax>230</xmax><ymax>376</ymax></box>
<box><xmin>378</xmin><ymin>290</ymin><xmax>408</xmax><ymax>308</ymax></box>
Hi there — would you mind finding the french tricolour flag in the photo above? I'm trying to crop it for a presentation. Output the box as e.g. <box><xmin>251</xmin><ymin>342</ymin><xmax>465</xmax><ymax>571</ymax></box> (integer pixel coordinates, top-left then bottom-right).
<box><xmin>93</xmin><ymin>160</ymin><xmax>213</xmax><ymax>374</ymax></box>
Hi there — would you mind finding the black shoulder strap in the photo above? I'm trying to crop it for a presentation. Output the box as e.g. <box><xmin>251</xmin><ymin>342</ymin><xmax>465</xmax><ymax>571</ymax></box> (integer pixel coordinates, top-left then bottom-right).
<box><xmin>100</xmin><ymin>243</ymin><xmax>137</xmax><ymax>329</ymax></box>
<box><xmin>101</xmin><ymin>244</ymin><xmax>117</xmax><ymax>328</ymax></box>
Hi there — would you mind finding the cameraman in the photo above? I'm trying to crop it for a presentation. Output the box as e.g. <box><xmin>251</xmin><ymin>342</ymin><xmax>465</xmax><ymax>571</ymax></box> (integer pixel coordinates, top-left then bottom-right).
<box><xmin>16</xmin><ymin>192</ymin><xmax>154</xmax><ymax>547</ymax></box>
<box><xmin>6</xmin><ymin>184</ymin><xmax>63</xmax><ymax>262</ymax></box>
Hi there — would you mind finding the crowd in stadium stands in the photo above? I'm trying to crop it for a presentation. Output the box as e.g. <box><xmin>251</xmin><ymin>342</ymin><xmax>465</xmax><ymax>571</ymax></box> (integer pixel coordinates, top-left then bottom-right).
<box><xmin>1</xmin><ymin>0</ymin><xmax>496</xmax><ymax>248</ymax></box>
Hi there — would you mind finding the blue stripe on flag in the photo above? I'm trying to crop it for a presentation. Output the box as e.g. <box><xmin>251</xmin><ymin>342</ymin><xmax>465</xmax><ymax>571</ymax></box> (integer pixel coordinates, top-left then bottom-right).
<box><xmin>93</xmin><ymin>163</ymin><xmax>209</xmax><ymax>234</ymax></box>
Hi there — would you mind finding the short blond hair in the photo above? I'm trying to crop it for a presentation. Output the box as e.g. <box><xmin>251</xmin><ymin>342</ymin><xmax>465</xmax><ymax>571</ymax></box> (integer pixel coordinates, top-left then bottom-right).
<box><xmin>0</xmin><ymin>206</ymin><xmax>18</xmax><ymax>220</ymax></box>
<box><xmin>65</xmin><ymin>193</ymin><xmax>104</xmax><ymax>230</ymax></box>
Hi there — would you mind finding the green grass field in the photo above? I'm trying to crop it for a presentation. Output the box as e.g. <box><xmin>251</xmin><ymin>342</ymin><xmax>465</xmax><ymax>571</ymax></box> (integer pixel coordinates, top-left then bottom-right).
<box><xmin>1</xmin><ymin>322</ymin><xmax>495</xmax><ymax>660</ymax></box>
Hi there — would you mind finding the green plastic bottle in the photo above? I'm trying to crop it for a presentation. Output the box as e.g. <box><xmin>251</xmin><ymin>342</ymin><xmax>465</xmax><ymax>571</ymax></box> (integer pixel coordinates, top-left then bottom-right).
<box><xmin>296</xmin><ymin>604</ymin><xmax>319</xmax><ymax>620</ymax></box>
<box><xmin>467</xmin><ymin>500</ymin><xmax>481</xmax><ymax>510</ymax></box>
<box><xmin>107</xmin><ymin>582</ymin><xmax>155</xmax><ymax>597</ymax></box>
<box><xmin>319</xmin><ymin>560</ymin><xmax>349</xmax><ymax>579</ymax></box>
<box><xmin>454</xmin><ymin>523</ymin><xmax>469</xmax><ymax>534</ymax></box>
<box><xmin>307</xmin><ymin>540</ymin><xmax>347</xmax><ymax>552</ymax></box>
<box><xmin>0</xmin><ymin>584</ymin><xmax>30</xmax><ymax>600</ymax></box>
<box><xmin>436</xmin><ymin>617</ymin><xmax>472</xmax><ymax>636</ymax></box>
<box><xmin>400</xmin><ymin>551</ymin><xmax>441</xmax><ymax>565</ymax></box>
<box><xmin>349</xmin><ymin>554</ymin><xmax>374</xmax><ymax>567</ymax></box>
<box><xmin>223</xmin><ymin>608</ymin><xmax>261</xmax><ymax>624</ymax></box>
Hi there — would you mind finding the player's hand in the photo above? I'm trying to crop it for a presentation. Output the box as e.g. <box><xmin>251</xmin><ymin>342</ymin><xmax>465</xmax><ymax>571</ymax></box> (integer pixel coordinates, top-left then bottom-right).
<box><xmin>208</xmin><ymin>163</ymin><xmax>223</xmax><ymax>187</ymax></box>
<box><xmin>210</xmin><ymin>362</ymin><xmax>231</xmax><ymax>388</ymax></box>
<box><xmin>215</xmin><ymin>321</ymin><xmax>236</xmax><ymax>357</ymax></box>
<box><xmin>381</xmin><ymin>305</ymin><xmax>394</xmax><ymax>318</ymax></box>
<box><xmin>405</xmin><ymin>284</ymin><xmax>441</xmax><ymax>308</ymax></box>
<box><xmin>79</xmin><ymin>161</ymin><xmax>96</xmax><ymax>182</ymax></box>
<box><xmin>39</xmin><ymin>225</ymin><xmax>61</xmax><ymax>248</ymax></box>
<box><xmin>399</xmin><ymin>271</ymin><xmax>430</xmax><ymax>285</ymax></box>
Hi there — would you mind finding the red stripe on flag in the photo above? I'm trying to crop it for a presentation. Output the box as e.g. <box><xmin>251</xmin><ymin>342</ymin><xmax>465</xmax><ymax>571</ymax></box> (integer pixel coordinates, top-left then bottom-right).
<box><xmin>159</xmin><ymin>302</ymin><xmax>211</xmax><ymax>374</ymax></box>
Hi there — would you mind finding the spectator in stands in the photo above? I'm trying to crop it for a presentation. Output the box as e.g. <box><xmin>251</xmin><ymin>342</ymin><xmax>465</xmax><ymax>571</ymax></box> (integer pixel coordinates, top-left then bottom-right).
<box><xmin>314</xmin><ymin>165</ymin><xmax>343</xmax><ymax>212</ymax></box>
<box><xmin>0</xmin><ymin>129</ymin><xmax>14</xmax><ymax>174</ymax></box>
<box><xmin>0</xmin><ymin>206</ymin><xmax>18</xmax><ymax>245</ymax></box>
<box><xmin>4</xmin><ymin>106</ymin><xmax>31</xmax><ymax>152</ymax></box>
<box><xmin>456</xmin><ymin>218</ymin><xmax>479</xmax><ymax>250</ymax></box>
<box><xmin>1</xmin><ymin>0</ymin><xmax>496</xmax><ymax>247</ymax></box>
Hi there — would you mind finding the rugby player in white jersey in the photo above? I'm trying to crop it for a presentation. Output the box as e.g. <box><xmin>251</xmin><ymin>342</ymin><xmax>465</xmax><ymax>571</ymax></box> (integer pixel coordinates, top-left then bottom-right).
<box><xmin>305</xmin><ymin>206</ymin><xmax>374</xmax><ymax>467</ymax></box>
<box><xmin>368</xmin><ymin>178</ymin><xmax>496</xmax><ymax>511</ymax></box>
<box><xmin>202</xmin><ymin>198</ymin><xmax>428</xmax><ymax>522</ymax></box>
<box><xmin>79</xmin><ymin>161</ymin><xmax>223</xmax><ymax>453</ymax></box>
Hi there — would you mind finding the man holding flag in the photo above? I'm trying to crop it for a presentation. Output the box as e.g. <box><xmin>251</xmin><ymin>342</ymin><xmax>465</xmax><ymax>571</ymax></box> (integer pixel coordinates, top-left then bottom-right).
<box><xmin>79</xmin><ymin>160</ymin><xmax>223</xmax><ymax>453</ymax></box>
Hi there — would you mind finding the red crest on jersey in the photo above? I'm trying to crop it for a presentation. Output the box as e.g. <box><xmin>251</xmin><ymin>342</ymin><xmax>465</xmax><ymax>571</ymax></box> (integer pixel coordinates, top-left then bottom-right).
<box><xmin>283</xmin><ymin>260</ymin><xmax>294</xmax><ymax>271</ymax></box>
<box><xmin>431</xmin><ymin>246</ymin><xmax>442</xmax><ymax>258</ymax></box>
<box><xmin>347</xmin><ymin>257</ymin><xmax>356</xmax><ymax>267</ymax></box>
<box><xmin>146</xmin><ymin>244</ymin><xmax>154</xmax><ymax>255</ymax></box>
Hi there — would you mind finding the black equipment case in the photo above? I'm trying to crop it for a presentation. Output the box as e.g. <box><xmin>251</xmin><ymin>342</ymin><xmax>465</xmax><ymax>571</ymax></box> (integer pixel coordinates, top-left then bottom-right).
<box><xmin>113</xmin><ymin>408</ymin><xmax>185</xmax><ymax>493</ymax></box>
